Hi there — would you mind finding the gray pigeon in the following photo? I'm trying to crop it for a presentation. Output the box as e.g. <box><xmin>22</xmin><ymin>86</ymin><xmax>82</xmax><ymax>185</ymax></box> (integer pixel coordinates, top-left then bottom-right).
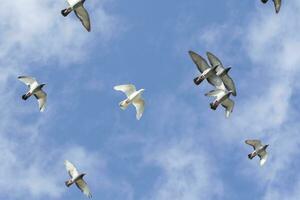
<box><xmin>261</xmin><ymin>0</ymin><xmax>281</xmax><ymax>13</ymax></box>
<box><xmin>206</xmin><ymin>52</ymin><xmax>237</xmax><ymax>96</ymax></box>
<box><xmin>18</xmin><ymin>76</ymin><xmax>47</xmax><ymax>112</ymax></box>
<box><xmin>64</xmin><ymin>160</ymin><xmax>92</xmax><ymax>198</ymax></box>
<box><xmin>245</xmin><ymin>140</ymin><xmax>269</xmax><ymax>166</ymax></box>
<box><xmin>61</xmin><ymin>0</ymin><xmax>91</xmax><ymax>32</ymax></box>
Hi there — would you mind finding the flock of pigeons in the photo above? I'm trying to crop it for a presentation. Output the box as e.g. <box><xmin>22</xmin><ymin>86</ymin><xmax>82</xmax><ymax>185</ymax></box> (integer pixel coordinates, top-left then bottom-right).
<box><xmin>14</xmin><ymin>0</ymin><xmax>282</xmax><ymax>198</ymax></box>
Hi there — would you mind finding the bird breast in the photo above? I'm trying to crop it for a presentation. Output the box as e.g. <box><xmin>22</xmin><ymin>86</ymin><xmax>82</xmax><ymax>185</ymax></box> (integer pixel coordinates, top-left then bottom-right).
<box><xmin>67</xmin><ymin>0</ymin><xmax>82</xmax><ymax>8</ymax></box>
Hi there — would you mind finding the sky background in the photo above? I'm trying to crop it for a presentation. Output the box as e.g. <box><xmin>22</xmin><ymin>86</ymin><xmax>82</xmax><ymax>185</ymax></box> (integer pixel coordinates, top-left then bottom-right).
<box><xmin>0</xmin><ymin>0</ymin><xmax>300</xmax><ymax>199</ymax></box>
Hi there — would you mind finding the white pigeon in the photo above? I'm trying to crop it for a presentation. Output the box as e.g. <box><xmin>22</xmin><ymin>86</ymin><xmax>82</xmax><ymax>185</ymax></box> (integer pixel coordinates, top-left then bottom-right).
<box><xmin>205</xmin><ymin>89</ymin><xmax>234</xmax><ymax>117</ymax></box>
<box><xmin>64</xmin><ymin>160</ymin><xmax>92</xmax><ymax>198</ymax></box>
<box><xmin>245</xmin><ymin>140</ymin><xmax>269</xmax><ymax>166</ymax></box>
<box><xmin>114</xmin><ymin>84</ymin><xmax>145</xmax><ymax>120</ymax></box>
<box><xmin>18</xmin><ymin>76</ymin><xmax>47</xmax><ymax>112</ymax></box>
<box><xmin>61</xmin><ymin>0</ymin><xmax>91</xmax><ymax>32</ymax></box>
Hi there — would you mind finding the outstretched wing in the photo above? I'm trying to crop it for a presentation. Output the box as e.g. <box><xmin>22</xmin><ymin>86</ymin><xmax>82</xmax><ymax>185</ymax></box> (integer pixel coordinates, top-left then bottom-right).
<box><xmin>245</xmin><ymin>140</ymin><xmax>263</xmax><ymax>150</ymax></box>
<box><xmin>273</xmin><ymin>0</ymin><xmax>281</xmax><ymax>13</ymax></box>
<box><xmin>74</xmin><ymin>3</ymin><xmax>91</xmax><ymax>32</ymax></box>
<box><xmin>18</xmin><ymin>76</ymin><xmax>37</xmax><ymax>87</ymax></box>
<box><xmin>64</xmin><ymin>160</ymin><xmax>79</xmax><ymax>179</ymax></box>
<box><xmin>258</xmin><ymin>151</ymin><xmax>268</xmax><ymax>166</ymax></box>
<box><xmin>189</xmin><ymin>51</ymin><xmax>210</xmax><ymax>73</ymax></box>
<box><xmin>75</xmin><ymin>178</ymin><xmax>92</xmax><ymax>198</ymax></box>
<box><xmin>132</xmin><ymin>98</ymin><xmax>145</xmax><ymax>120</ymax></box>
<box><xmin>221</xmin><ymin>98</ymin><xmax>234</xmax><ymax>118</ymax></box>
<box><xmin>207</xmin><ymin>52</ymin><xmax>237</xmax><ymax>96</ymax></box>
<box><xmin>34</xmin><ymin>90</ymin><xmax>47</xmax><ymax>112</ymax></box>
<box><xmin>114</xmin><ymin>84</ymin><xmax>136</xmax><ymax>97</ymax></box>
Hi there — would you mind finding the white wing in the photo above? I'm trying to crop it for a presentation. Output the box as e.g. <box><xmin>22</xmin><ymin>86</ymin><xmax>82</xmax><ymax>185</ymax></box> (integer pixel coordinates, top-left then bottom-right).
<box><xmin>18</xmin><ymin>76</ymin><xmax>38</xmax><ymax>87</ymax></box>
<box><xmin>75</xmin><ymin>178</ymin><xmax>92</xmax><ymax>198</ymax></box>
<box><xmin>258</xmin><ymin>151</ymin><xmax>268</xmax><ymax>166</ymax></box>
<box><xmin>221</xmin><ymin>98</ymin><xmax>234</xmax><ymax>118</ymax></box>
<box><xmin>64</xmin><ymin>160</ymin><xmax>79</xmax><ymax>179</ymax></box>
<box><xmin>74</xmin><ymin>3</ymin><xmax>91</xmax><ymax>32</ymax></box>
<box><xmin>132</xmin><ymin>97</ymin><xmax>145</xmax><ymax>120</ymax></box>
<box><xmin>34</xmin><ymin>90</ymin><xmax>47</xmax><ymax>112</ymax></box>
<box><xmin>205</xmin><ymin>89</ymin><xmax>226</xmax><ymax>98</ymax></box>
<box><xmin>114</xmin><ymin>84</ymin><xmax>136</xmax><ymax>97</ymax></box>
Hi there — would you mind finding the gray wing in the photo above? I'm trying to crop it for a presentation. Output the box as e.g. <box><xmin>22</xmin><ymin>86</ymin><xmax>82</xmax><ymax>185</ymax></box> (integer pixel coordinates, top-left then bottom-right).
<box><xmin>245</xmin><ymin>140</ymin><xmax>263</xmax><ymax>150</ymax></box>
<box><xmin>74</xmin><ymin>3</ymin><xmax>91</xmax><ymax>32</ymax></box>
<box><xmin>34</xmin><ymin>90</ymin><xmax>47</xmax><ymax>112</ymax></box>
<box><xmin>206</xmin><ymin>52</ymin><xmax>237</xmax><ymax>96</ymax></box>
<box><xmin>221</xmin><ymin>98</ymin><xmax>234</xmax><ymax>118</ymax></box>
<box><xmin>75</xmin><ymin>179</ymin><xmax>92</xmax><ymax>198</ymax></box>
<box><xmin>189</xmin><ymin>51</ymin><xmax>210</xmax><ymax>73</ymax></box>
<box><xmin>273</xmin><ymin>0</ymin><xmax>281</xmax><ymax>13</ymax></box>
<box><xmin>189</xmin><ymin>51</ymin><xmax>225</xmax><ymax>89</ymax></box>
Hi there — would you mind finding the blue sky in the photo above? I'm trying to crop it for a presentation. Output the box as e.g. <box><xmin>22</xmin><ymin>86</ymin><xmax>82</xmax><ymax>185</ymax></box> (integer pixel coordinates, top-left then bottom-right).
<box><xmin>0</xmin><ymin>0</ymin><xmax>300</xmax><ymax>200</ymax></box>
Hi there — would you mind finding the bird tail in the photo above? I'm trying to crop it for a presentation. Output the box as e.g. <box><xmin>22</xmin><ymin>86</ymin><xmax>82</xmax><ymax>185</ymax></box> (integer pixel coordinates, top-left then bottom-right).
<box><xmin>210</xmin><ymin>102</ymin><xmax>218</xmax><ymax>110</ymax></box>
<box><xmin>65</xmin><ymin>180</ymin><xmax>73</xmax><ymax>187</ymax></box>
<box><xmin>248</xmin><ymin>153</ymin><xmax>256</xmax><ymax>159</ymax></box>
<box><xmin>61</xmin><ymin>8</ymin><xmax>72</xmax><ymax>17</ymax></box>
<box><xmin>22</xmin><ymin>94</ymin><xmax>29</xmax><ymax>100</ymax></box>
<box><xmin>193</xmin><ymin>77</ymin><xmax>203</xmax><ymax>85</ymax></box>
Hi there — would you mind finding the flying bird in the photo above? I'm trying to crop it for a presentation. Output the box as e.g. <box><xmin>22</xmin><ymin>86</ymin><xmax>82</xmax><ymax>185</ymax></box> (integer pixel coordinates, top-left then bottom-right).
<box><xmin>61</xmin><ymin>0</ymin><xmax>91</xmax><ymax>32</ymax></box>
<box><xmin>64</xmin><ymin>160</ymin><xmax>92</xmax><ymax>198</ymax></box>
<box><xmin>18</xmin><ymin>76</ymin><xmax>47</xmax><ymax>112</ymax></box>
<box><xmin>245</xmin><ymin>140</ymin><xmax>269</xmax><ymax>166</ymax></box>
<box><xmin>189</xmin><ymin>51</ymin><xmax>235</xmax><ymax>117</ymax></box>
<box><xmin>261</xmin><ymin>0</ymin><xmax>281</xmax><ymax>13</ymax></box>
<box><xmin>114</xmin><ymin>84</ymin><xmax>145</xmax><ymax>120</ymax></box>
<box><xmin>206</xmin><ymin>52</ymin><xmax>237</xmax><ymax>96</ymax></box>
<box><xmin>205</xmin><ymin>89</ymin><xmax>234</xmax><ymax>118</ymax></box>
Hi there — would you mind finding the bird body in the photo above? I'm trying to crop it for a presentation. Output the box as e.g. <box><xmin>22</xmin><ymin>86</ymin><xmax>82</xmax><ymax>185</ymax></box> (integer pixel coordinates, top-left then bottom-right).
<box><xmin>18</xmin><ymin>76</ymin><xmax>47</xmax><ymax>112</ymax></box>
<box><xmin>206</xmin><ymin>89</ymin><xmax>233</xmax><ymax>110</ymax></box>
<box><xmin>114</xmin><ymin>84</ymin><xmax>145</xmax><ymax>120</ymax></box>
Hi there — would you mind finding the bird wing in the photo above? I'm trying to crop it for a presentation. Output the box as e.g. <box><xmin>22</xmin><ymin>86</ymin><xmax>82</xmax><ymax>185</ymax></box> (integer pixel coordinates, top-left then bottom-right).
<box><xmin>18</xmin><ymin>76</ymin><xmax>38</xmax><ymax>88</ymax></box>
<box><xmin>245</xmin><ymin>140</ymin><xmax>263</xmax><ymax>150</ymax></box>
<box><xmin>221</xmin><ymin>98</ymin><xmax>234</xmax><ymax>118</ymax></box>
<box><xmin>75</xmin><ymin>178</ymin><xmax>92</xmax><ymax>198</ymax></box>
<box><xmin>132</xmin><ymin>97</ymin><xmax>145</xmax><ymax>120</ymax></box>
<box><xmin>206</xmin><ymin>52</ymin><xmax>237</xmax><ymax>96</ymax></box>
<box><xmin>189</xmin><ymin>51</ymin><xmax>210</xmax><ymax>73</ymax></box>
<box><xmin>74</xmin><ymin>3</ymin><xmax>91</xmax><ymax>32</ymax></box>
<box><xmin>64</xmin><ymin>160</ymin><xmax>79</xmax><ymax>179</ymax></box>
<box><xmin>114</xmin><ymin>84</ymin><xmax>136</xmax><ymax>97</ymax></box>
<box><xmin>273</xmin><ymin>0</ymin><xmax>281</xmax><ymax>13</ymax></box>
<box><xmin>258</xmin><ymin>151</ymin><xmax>268</xmax><ymax>166</ymax></box>
<box><xmin>189</xmin><ymin>51</ymin><xmax>225</xmax><ymax>89</ymax></box>
<box><xmin>34</xmin><ymin>90</ymin><xmax>47</xmax><ymax>112</ymax></box>
<box><xmin>205</xmin><ymin>89</ymin><xmax>225</xmax><ymax>98</ymax></box>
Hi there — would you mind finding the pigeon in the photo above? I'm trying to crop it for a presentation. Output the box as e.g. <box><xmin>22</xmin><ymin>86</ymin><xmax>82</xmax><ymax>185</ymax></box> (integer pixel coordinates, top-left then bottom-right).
<box><xmin>189</xmin><ymin>51</ymin><xmax>225</xmax><ymax>90</ymax></box>
<box><xmin>245</xmin><ymin>140</ymin><xmax>269</xmax><ymax>166</ymax></box>
<box><xmin>61</xmin><ymin>0</ymin><xmax>91</xmax><ymax>32</ymax></box>
<box><xmin>206</xmin><ymin>52</ymin><xmax>237</xmax><ymax>96</ymax></box>
<box><xmin>64</xmin><ymin>160</ymin><xmax>92</xmax><ymax>198</ymax></box>
<box><xmin>261</xmin><ymin>0</ymin><xmax>281</xmax><ymax>14</ymax></box>
<box><xmin>205</xmin><ymin>89</ymin><xmax>234</xmax><ymax>118</ymax></box>
<box><xmin>18</xmin><ymin>76</ymin><xmax>47</xmax><ymax>112</ymax></box>
<box><xmin>189</xmin><ymin>51</ymin><xmax>235</xmax><ymax>117</ymax></box>
<box><xmin>114</xmin><ymin>84</ymin><xmax>145</xmax><ymax>120</ymax></box>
